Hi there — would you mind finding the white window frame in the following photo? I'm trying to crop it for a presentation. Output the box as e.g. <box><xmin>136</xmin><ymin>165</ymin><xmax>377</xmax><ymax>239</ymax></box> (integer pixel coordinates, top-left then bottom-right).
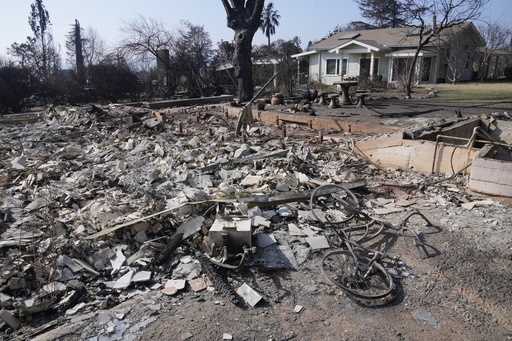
<box><xmin>341</xmin><ymin>58</ymin><xmax>349</xmax><ymax>76</ymax></box>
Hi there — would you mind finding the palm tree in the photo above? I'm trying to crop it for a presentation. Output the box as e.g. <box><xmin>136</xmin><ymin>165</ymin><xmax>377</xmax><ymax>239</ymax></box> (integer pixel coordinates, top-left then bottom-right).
<box><xmin>260</xmin><ymin>2</ymin><xmax>281</xmax><ymax>47</ymax></box>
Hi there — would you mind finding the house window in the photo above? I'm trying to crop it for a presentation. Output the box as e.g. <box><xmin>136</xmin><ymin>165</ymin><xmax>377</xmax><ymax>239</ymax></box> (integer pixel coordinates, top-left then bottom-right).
<box><xmin>341</xmin><ymin>58</ymin><xmax>348</xmax><ymax>76</ymax></box>
<box><xmin>392</xmin><ymin>58</ymin><xmax>409</xmax><ymax>82</ymax></box>
<box><xmin>326</xmin><ymin>59</ymin><xmax>338</xmax><ymax>75</ymax></box>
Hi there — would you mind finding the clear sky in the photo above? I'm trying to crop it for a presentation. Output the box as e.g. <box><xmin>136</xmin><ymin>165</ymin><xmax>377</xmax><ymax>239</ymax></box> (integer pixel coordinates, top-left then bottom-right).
<box><xmin>1</xmin><ymin>0</ymin><xmax>511</xmax><ymax>61</ymax></box>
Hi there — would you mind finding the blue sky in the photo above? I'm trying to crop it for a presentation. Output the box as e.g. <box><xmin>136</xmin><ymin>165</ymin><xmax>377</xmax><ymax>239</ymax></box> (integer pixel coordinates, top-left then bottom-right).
<box><xmin>1</xmin><ymin>0</ymin><xmax>511</xmax><ymax>60</ymax></box>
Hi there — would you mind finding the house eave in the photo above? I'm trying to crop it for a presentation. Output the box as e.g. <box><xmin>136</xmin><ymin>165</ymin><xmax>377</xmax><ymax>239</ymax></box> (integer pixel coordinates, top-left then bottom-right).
<box><xmin>328</xmin><ymin>40</ymin><xmax>381</xmax><ymax>53</ymax></box>
<box><xmin>291</xmin><ymin>50</ymin><xmax>319</xmax><ymax>59</ymax></box>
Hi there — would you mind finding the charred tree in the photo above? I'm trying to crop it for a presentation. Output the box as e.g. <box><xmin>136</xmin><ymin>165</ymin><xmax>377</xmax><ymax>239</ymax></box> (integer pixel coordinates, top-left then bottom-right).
<box><xmin>222</xmin><ymin>0</ymin><xmax>265</xmax><ymax>102</ymax></box>
<box><xmin>73</xmin><ymin>20</ymin><xmax>86</xmax><ymax>85</ymax></box>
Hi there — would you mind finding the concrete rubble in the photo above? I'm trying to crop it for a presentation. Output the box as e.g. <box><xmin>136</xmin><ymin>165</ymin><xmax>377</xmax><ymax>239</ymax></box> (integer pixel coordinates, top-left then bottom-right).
<box><xmin>1</xmin><ymin>103</ymin><xmax>512</xmax><ymax>339</ymax></box>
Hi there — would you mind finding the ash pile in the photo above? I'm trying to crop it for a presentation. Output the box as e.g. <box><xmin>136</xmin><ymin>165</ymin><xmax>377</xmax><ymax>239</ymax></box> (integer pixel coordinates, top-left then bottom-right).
<box><xmin>0</xmin><ymin>104</ymin><xmax>500</xmax><ymax>339</ymax></box>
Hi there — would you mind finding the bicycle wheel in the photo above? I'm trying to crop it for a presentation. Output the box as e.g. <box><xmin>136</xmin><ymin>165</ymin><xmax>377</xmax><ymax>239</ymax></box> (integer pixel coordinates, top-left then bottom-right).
<box><xmin>321</xmin><ymin>249</ymin><xmax>394</xmax><ymax>300</ymax></box>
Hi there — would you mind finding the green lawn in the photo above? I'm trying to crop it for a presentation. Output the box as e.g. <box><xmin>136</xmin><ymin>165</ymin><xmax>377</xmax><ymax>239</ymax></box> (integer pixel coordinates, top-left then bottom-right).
<box><xmin>428</xmin><ymin>82</ymin><xmax>512</xmax><ymax>103</ymax></box>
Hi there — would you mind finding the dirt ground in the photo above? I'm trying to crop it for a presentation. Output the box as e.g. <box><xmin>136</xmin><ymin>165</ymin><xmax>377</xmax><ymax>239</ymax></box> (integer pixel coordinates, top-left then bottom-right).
<box><xmin>138</xmin><ymin>204</ymin><xmax>512</xmax><ymax>341</ymax></box>
<box><xmin>4</xmin><ymin>103</ymin><xmax>512</xmax><ymax>341</ymax></box>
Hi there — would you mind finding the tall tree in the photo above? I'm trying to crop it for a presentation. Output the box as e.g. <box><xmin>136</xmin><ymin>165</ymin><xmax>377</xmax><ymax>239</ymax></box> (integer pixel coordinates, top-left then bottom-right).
<box><xmin>29</xmin><ymin>0</ymin><xmax>51</xmax><ymax>81</ymax></box>
<box><xmin>66</xmin><ymin>19</ymin><xmax>86</xmax><ymax>85</ymax></box>
<box><xmin>260</xmin><ymin>2</ymin><xmax>280</xmax><ymax>47</ymax></box>
<box><xmin>357</xmin><ymin>0</ymin><xmax>406</xmax><ymax>28</ymax></box>
<box><xmin>121</xmin><ymin>16</ymin><xmax>174</xmax><ymax>69</ymax></box>
<box><xmin>9</xmin><ymin>0</ymin><xmax>60</xmax><ymax>92</ymax></box>
<box><xmin>174</xmin><ymin>22</ymin><xmax>214</xmax><ymax>97</ymax></box>
<box><xmin>401</xmin><ymin>0</ymin><xmax>487</xmax><ymax>97</ymax></box>
<box><xmin>82</xmin><ymin>28</ymin><xmax>106</xmax><ymax>67</ymax></box>
<box><xmin>221</xmin><ymin>0</ymin><xmax>265</xmax><ymax>102</ymax></box>
<box><xmin>478</xmin><ymin>22</ymin><xmax>512</xmax><ymax>80</ymax></box>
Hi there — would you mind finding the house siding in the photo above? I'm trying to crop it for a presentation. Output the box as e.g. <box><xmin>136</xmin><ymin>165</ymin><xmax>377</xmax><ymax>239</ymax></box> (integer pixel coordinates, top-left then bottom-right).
<box><xmin>309</xmin><ymin>51</ymin><xmax>390</xmax><ymax>85</ymax></box>
<box><xmin>298</xmin><ymin>22</ymin><xmax>486</xmax><ymax>86</ymax></box>
<box><xmin>308</xmin><ymin>54</ymin><xmax>321</xmax><ymax>82</ymax></box>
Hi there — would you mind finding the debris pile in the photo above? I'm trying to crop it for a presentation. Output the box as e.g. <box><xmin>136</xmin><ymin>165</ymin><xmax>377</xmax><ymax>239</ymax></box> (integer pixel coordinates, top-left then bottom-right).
<box><xmin>0</xmin><ymin>104</ymin><xmax>507</xmax><ymax>339</ymax></box>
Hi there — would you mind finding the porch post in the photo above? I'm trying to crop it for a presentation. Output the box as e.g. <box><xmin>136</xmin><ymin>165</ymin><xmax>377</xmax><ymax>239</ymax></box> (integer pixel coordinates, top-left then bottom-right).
<box><xmin>273</xmin><ymin>62</ymin><xmax>278</xmax><ymax>91</ymax></box>
<box><xmin>370</xmin><ymin>52</ymin><xmax>375</xmax><ymax>81</ymax></box>
<box><xmin>389</xmin><ymin>58</ymin><xmax>394</xmax><ymax>83</ymax></box>
<box><xmin>297</xmin><ymin>58</ymin><xmax>300</xmax><ymax>88</ymax></box>
<box><xmin>318</xmin><ymin>52</ymin><xmax>322</xmax><ymax>83</ymax></box>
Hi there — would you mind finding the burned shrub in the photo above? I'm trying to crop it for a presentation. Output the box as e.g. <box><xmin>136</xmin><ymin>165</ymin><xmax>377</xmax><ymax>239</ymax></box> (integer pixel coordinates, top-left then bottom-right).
<box><xmin>88</xmin><ymin>63</ymin><xmax>140</xmax><ymax>101</ymax></box>
<box><xmin>0</xmin><ymin>66</ymin><xmax>32</xmax><ymax>113</ymax></box>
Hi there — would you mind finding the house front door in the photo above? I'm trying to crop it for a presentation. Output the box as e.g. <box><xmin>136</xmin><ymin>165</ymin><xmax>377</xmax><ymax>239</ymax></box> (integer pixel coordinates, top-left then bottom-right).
<box><xmin>360</xmin><ymin>58</ymin><xmax>370</xmax><ymax>79</ymax></box>
<box><xmin>360</xmin><ymin>58</ymin><xmax>379</xmax><ymax>80</ymax></box>
<box><xmin>421</xmin><ymin>57</ymin><xmax>433</xmax><ymax>82</ymax></box>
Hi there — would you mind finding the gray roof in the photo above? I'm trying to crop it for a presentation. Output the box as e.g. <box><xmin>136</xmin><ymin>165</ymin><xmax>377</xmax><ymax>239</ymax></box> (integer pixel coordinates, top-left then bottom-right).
<box><xmin>310</xmin><ymin>22</ymin><xmax>476</xmax><ymax>51</ymax></box>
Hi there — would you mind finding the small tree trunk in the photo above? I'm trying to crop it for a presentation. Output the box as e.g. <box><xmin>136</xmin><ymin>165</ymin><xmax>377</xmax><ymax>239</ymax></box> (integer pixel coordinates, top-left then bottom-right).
<box><xmin>233</xmin><ymin>29</ymin><xmax>256</xmax><ymax>102</ymax></box>
<box><xmin>405</xmin><ymin>48</ymin><xmax>421</xmax><ymax>98</ymax></box>
<box><xmin>268</xmin><ymin>34</ymin><xmax>271</xmax><ymax>48</ymax></box>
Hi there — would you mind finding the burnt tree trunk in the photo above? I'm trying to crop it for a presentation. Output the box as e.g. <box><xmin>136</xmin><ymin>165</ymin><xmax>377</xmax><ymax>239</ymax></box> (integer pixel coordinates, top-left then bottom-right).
<box><xmin>222</xmin><ymin>0</ymin><xmax>265</xmax><ymax>102</ymax></box>
<box><xmin>233</xmin><ymin>28</ymin><xmax>256</xmax><ymax>101</ymax></box>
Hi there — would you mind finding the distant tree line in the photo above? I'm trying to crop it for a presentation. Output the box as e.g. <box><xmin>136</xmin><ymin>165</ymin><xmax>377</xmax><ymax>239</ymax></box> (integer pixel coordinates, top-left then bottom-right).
<box><xmin>0</xmin><ymin>0</ymin><xmax>285</xmax><ymax>113</ymax></box>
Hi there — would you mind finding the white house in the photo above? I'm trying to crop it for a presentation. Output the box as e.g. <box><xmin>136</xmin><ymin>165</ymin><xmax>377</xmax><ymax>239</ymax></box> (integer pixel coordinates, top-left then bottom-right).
<box><xmin>292</xmin><ymin>22</ymin><xmax>485</xmax><ymax>86</ymax></box>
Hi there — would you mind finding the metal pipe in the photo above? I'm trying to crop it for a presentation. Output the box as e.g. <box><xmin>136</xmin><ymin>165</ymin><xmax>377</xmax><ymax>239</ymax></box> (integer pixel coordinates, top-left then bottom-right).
<box><xmin>431</xmin><ymin>131</ymin><xmax>512</xmax><ymax>174</ymax></box>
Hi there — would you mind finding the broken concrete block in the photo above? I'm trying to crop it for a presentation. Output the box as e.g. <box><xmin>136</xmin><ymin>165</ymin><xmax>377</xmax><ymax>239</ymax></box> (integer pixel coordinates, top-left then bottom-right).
<box><xmin>167</xmin><ymin>279</ymin><xmax>186</xmax><ymax>290</ymax></box>
<box><xmin>223</xmin><ymin>333</ymin><xmax>233</xmax><ymax>340</ymax></box>
<box><xmin>0</xmin><ymin>309</ymin><xmax>20</xmax><ymax>330</ymax></box>
<box><xmin>25</xmin><ymin>198</ymin><xmax>48</xmax><ymax>212</ymax></box>
<box><xmin>293</xmin><ymin>244</ymin><xmax>311</xmax><ymax>265</ymax></box>
<box><xmin>0</xmin><ymin>293</ymin><xmax>13</xmax><ymax>306</ymax></box>
<box><xmin>161</xmin><ymin>287</ymin><xmax>179</xmax><ymax>296</ymax></box>
<box><xmin>42</xmin><ymin>282</ymin><xmax>67</xmax><ymax>294</ymax></box>
<box><xmin>306</xmin><ymin>236</ymin><xmax>330</xmax><ymax>250</ymax></box>
<box><xmin>65</xmin><ymin>302</ymin><xmax>86</xmax><ymax>316</ymax></box>
<box><xmin>461</xmin><ymin>199</ymin><xmax>495</xmax><ymax>210</ymax></box>
<box><xmin>288</xmin><ymin>223</ymin><xmax>306</xmax><ymax>236</ymax></box>
<box><xmin>189</xmin><ymin>278</ymin><xmax>207</xmax><ymax>292</ymax></box>
<box><xmin>162</xmin><ymin>279</ymin><xmax>187</xmax><ymax>296</ymax></box>
<box><xmin>10</xmin><ymin>156</ymin><xmax>27</xmax><ymax>170</ymax></box>
<box><xmin>173</xmin><ymin>261</ymin><xmax>202</xmax><ymax>280</ymax></box>
<box><xmin>241</xmin><ymin>175</ymin><xmax>262</xmax><ymax>187</ymax></box>
<box><xmin>110</xmin><ymin>248</ymin><xmax>126</xmax><ymax>274</ymax></box>
<box><xmin>143</xmin><ymin>117</ymin><xmax>162</xmax><ymax>129</ymax></box>
<box><xmin>236</xmin><ymin>283</ymin><xmax>263</xmax><ymax>308</ymax></box>
<box><xmin>57</xmin><ymin>255</ymin><xmax>83</xmax><ymax>273</ymax></box>
<box><xmin>132</xmin><ymin>271</ymin><xmax>152</xmax><ymax>283</ymax></box>
<box><xmin>234</xmin><ymin>144</ymin><xmax>252</xmax><ymax>158</ymax></box>
<box><xmin>112</xmin><ymin>270</ymin><xmax>134</xmax><ymax>290</ymax></box>
<box><xmin>252</xmin><ymin>215</ymin><xmax>271</xmax><ymax>228</ymax></box>
<box><xmin>294</xmin><ymin>172</ymin><xmax>310</xmax><ymax>184</ymax></box>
